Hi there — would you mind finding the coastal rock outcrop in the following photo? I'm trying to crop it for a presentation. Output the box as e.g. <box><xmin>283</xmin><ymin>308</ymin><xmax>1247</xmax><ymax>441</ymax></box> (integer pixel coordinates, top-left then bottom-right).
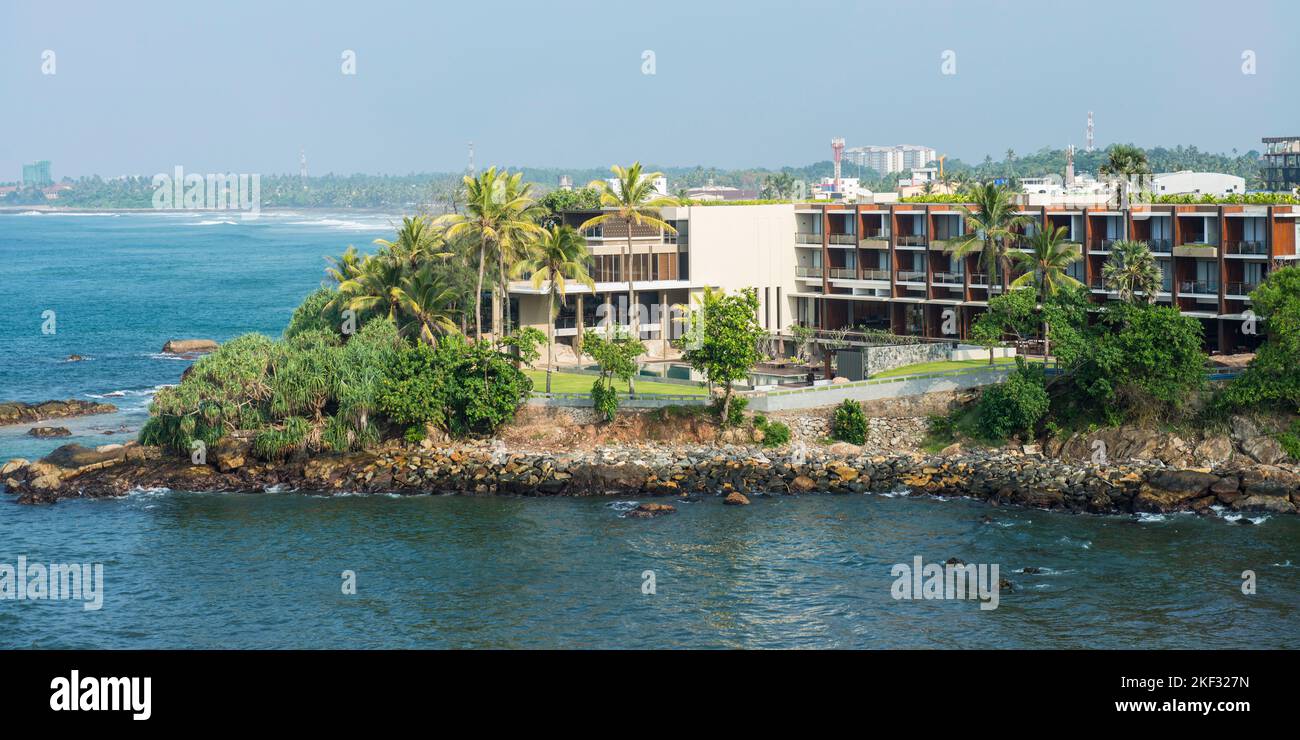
<box><xmin>27</xmin><ymin>426</ymin><xmax>71</xmax><ymax>437</ymax></box>
<box><xmin>0</xmin><ymin>399</ymin><xmax>117</xmax><ymax>427</ymax></box>
<box><xmin>161</xmin><ymin>339</ymin><xmax>219</xmax><ymax>355</ymax></box>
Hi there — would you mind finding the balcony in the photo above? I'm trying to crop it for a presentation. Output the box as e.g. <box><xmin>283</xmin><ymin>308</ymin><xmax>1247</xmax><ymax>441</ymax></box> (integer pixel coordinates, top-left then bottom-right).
<box><xmin>1087</xmin><ymin>239</ymin><xmax>1117</xmax><ymax>253</ymax></box>
<box><xmin>1226</xmin><ymin>240</ymin><xmax>1268</xmax><ymax>256</ymax></box>
<box><xmin>828</xmin><ymin>267</ymin><xmax>858</xmax><ymax>279</ymax></box>
<box><xmin>896</xmin><ymin>235</ymin><xmax>928</xmax><ymax>248</ymax></box>
<box><xmin>932</xmin><ymin>271</ymin><xmax>964</xmax><ymax>285</ymax></box>
<box><xmin>795</xmin><ymin>232</ymin><xmax>822</xmax><ymax>245</ymax></box>
<box><xmin>796</xmin><ymin>265</ymin><xmax>823</xmax><ymax>278</ymax></box>
<box><xmin>859</xmin><ymin>229</ymin><xmax>890</xmax><ymax>249</ymax></box>
<box><xmin>930</xmin><ymin>234</ymin><xmax>975</xmax><ymax>252</ymax></box>
<box><xmin>828</xmin><ymin>234</ymin><xmax>857</xmax><ymax>246</ymax></box>
<box><xmin>1179</xmin><ymin>280</ymin><xmax>1219</xmax><ymax>296</ymax></box>
<box><xmin>969</xmin><ymin>272</ymin><xmax>990</xmax><ymax>287</ymax></box>
<box><xmin>860</xmin><ymin>268</ymin><xmax>890</xmax><ymax>281</ymax></box>
<box><xmin>1089</xmin><ymin>279</ymin><xmax>1117</xmax><ymax>293</ymax></box>
<box><xmin>1147</xmin><ymin>238</ymin><xmax>1173</xmax><ymax>254</ymax></box>
<box><xmin>895</xmin><ymin>270</ymin><xmax>926</xmax><ymax>283</ymax></box>
<box><xmin>1226</xmin><ymin>281</ymin><xmax>1259</xmax><ymax>297</ymax></box>
<box><xmin>1173</xmin><ymin>242</ymin><xmax>1218</xmax><ymax>258</ymax></box>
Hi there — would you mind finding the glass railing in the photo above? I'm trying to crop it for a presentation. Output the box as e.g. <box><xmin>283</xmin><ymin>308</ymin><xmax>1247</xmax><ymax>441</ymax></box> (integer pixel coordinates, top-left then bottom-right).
<box><xmin>796</xmin><ymin>266</ymin><xmax>823</xmax><ymax>278</ymax></box>
<box><xmin>829</xmin><ymin>267</ymin><xmax>858</xmax><ymax>279</ymax></box>
<box><xmin>828</xmin><ymin>234</ymin><xmax>857</xmax><ymax>245</ymax></box>
<box><xmin>1226</xmin><ymin>281</ymin><xmax>1259</xmax><ymax>296</ymax></box>
<box><xmin>896</xmin><ymin>235</ymin><xmax>928</xmax><ymax>247</ymax></box>
<box><xmin>932</xmin><ymin>271</ymin><xmax>964</xmax><ymax>284</ymax></box>
<box><xmin>1227</xmin><ymin>240</ymin><xmax>1268</xmax><ymax>255</ymax></box>
<box><xmin>1179</xmin><ymin>280</ymin><xmax>1219</xmax><ymax>295</ymax></box>
<box><xmin>896</xmin><ymin>270</ymin><xmax>926</xmax><ymax>282</ymax></box>
<box><xmin>795</xmin><ymin>232</ymin><xmax>822</xmax><ymax>244</ymax></box>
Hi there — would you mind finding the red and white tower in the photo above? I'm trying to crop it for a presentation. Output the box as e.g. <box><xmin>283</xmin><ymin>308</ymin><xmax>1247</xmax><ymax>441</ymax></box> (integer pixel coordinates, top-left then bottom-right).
<box><xmin>831</xmin><ymin>137</ymin><xmax>845</xmax><ymax>192</ymax></box>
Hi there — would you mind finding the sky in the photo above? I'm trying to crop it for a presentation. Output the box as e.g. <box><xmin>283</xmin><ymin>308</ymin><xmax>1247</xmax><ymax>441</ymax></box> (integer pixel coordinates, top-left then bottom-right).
<box><xmin>0</xmin><ymin>0</ymin><xmax>1295</xmax><ymax>179</ymax></box>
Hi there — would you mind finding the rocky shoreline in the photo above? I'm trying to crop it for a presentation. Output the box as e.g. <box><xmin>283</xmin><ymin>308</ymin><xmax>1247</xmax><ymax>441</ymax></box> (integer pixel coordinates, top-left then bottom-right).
<box><xmin>0</xmin><ymin>399</ymin><xmax>117</xmax><ymax>427</ymax></box>
<box><xmin>4</xmin><ymin>438</ymin><xmax>1297</xmax><ymax>517</ymax></box>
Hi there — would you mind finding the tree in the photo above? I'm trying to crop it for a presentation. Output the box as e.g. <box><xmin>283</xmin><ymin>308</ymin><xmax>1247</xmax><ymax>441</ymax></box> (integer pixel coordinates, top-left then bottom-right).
<box><xmin>1011</xmin><ymin>225</ymin><xmax>1082</xmax><ymax>359</ymax></box>
<box><xmin>391</xmin><ymin>264</ymin><xmax>460</xmax><ymax>344</ymax></box>
<box><xmin>947</xmin><ymin>182</ymin><xmax>1032</xmax><ymax>289</ymax></box>
<box><xmin>580</xmin><ymin>162</ymin><xmax>679</xmax><ymax>396</ymax></box>
<box><xmin>373</xmin><ymin>215</ymin><xmax>447</xmax><ymax>267</ymax></box>
<box><xmin>1103</xmin><ymin>240</ymin><xmax>1162</xmax><ymax>304</ymax></box>
<box><xmin>1099</xmin><ymin>144</ymin><xmax>1151</xmax><ymax>209</ymax></box>
<box><xmin>513</xmin><ymin>225</ymin><xmax>595</xmax><ymax>393</ymax></box>
<box><xmin>437</xmin><ymin>167</ymin><xmax>544</xmax><ymax>341</ymax></box>
<box><xmin>971</xmin><ymin>288</ymin><xmax>1038</xmax><ymax>365</ymax></box>
<box><xmin>1221</xmin><ymin>266</ymin><xmax>1300</xmax><ymax>412</ymax></box>
<box><xmin>536</xmin><ymin>187</ymin><xmax>601</xmax><ymax>228</ymax></box>
<box><xmin>582</xmin><ymin>327</ymin><xmax>645</xmax><ymax>421</ymax></box>
<box><xmin>679</xmin><ymin>288</ymin><xmax>765</xmax><ymax>424</ymax></box>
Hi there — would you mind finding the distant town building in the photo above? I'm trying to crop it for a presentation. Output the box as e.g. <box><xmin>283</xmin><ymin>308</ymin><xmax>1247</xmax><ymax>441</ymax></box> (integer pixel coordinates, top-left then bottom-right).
<box><xmin>1262</xmin><ymin>136</ymin><xmax>1300</xmax><ymax>192</ymax></box>
<box><xmin>22</xmin><ymin>160</ymin><xmax>52</xmax><ymax>187</ymax></box>
<box><xmin>844</xmin><ymin>145</ymin><xmax>937</xmax><ymax>175</ymax></box>
<box><xmin>1151</xmin><ymin>171</ymin><xmax>1246</xmax><ymax>197</ymax></box>
<box><xmin>682</xmin><ymin>185</ymin><xmax>757</xmax><ymax>201</ymax></box>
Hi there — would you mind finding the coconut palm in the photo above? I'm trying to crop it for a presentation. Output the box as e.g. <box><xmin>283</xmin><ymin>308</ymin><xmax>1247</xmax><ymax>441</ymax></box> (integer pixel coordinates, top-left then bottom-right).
<box><xmin>1099</xmin><ymin>144</ymin><xmax>1151</xmax><ymax>210</ymax></box>
<box><xmin>391</xmin><ymin>265</ymin><xmax>460</xmax><ymax>344</ymax></box>
<box><xmin>946</xmin><ymin>182</ymin><xmax>1032</xmax><ymax>290</ymax></box>
<box><xmin>491</xmin><ymin>174</ymin><xmax>545</xmax><ymax>336</ymax></box>
<box><xmin>580</xmin><ymin>162</ymin><xmax>679</xmax><ymax>396</ymax></box>
<box><xmin>436</xmin><ymin>168</ymin><xmax>544</xmax><ymax>340</ymax></box>
<box><xmin>328</xmin><ymin>254</ymin><xmax>407</xmax><ymax>323</ymax></box>
<box><xmin>373</xmin><ymin>215</ymin><xmax>448</xmax><ymax>267</ymax></box>
<box><xmin>325</xmin><ymin>245</ymin><xmax>365</xmax><ymax>284</ymax></box>
<box><xmin>1103</xmin><ymin>240</ymin><xmax>1162</xmax><ymax>305</ymax></box>
<box><xmin>1011</xmin><ymin>225</ymin><xmax>1083</xmax><ymax>359</ymax></box>
<box><xmin>513</xmin><ymin>225</ymin><xmax>595</xmax><ymax>393</ymax></box>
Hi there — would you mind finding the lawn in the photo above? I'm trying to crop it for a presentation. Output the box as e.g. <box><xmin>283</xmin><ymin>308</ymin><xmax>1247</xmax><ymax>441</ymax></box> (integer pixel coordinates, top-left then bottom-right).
<box><xmin>525</xmin><ymin>369</ymin><xmax>707</xmax><ymax>396</ymax></box>
<box><xmin>870</xmin><ymin>357</ymin><xmax>1021</xmax><ymax>379</ymax></box>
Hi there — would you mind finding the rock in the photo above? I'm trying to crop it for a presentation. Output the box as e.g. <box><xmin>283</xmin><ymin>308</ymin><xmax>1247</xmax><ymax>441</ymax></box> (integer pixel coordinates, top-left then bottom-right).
<box><xmin>723</xmin><ymin>492</ymin><xmax>750</xmax><ymax>506</ymax></box>
<box><xmin>213</xmin><ymin>436</ymin><xmax>252</xmax><ymax>472</ymax></box>
<box><xmin>1021</xmin><ymin>567</ymin><xmax>1042</xmax><ymax>574</ymax></box>
<box><xmin>1193</xmin><ymin>435</ymin><xmax>1233</xmax><ymax>466</ymax></box>
<box><xmin>1134</xmin><ymin>470</ymin><xmax>1220</xmax><ymax>512</ymax></box>
<box><xmin>790</xmin><ymin>475</ymin><xmax>817</xmax><ymax>492</ymax></box>
<box><xmin>1</xmin><ymin>459</ymin><xmax>29</xmax><ymax>476</ymax></box>
<box><xmin>827</xmin><ymin>442</ymin><xmax>861</xmax><ymax>457</ymax></box>
<box><xmin>0</xmin><ymin>399</ymin><xmax>117</xmax><ymax>427</ymax></box>
<box><xmin>1241</xmin><ymin>436</ymin><xmax>1286</xmax><ymax>465</ymax></box>
<box><xmin>626</xmin><ymin>502</ymin><xmax>676</xmax><ymax>519</ymax></box>
<box><xmin>1232</xmin><ymin>495</ymin><xmax>1295</xmax><ymax>514</ymax></box>
<box><xmin>161</xmin><ymin>339</ymin><xmax>219</xmax><ymax>355</ymax></box>
<box><xmin>1229</xmin><ymin>415</ymin><xmax>1260</xmax><ymax>445</ymax></box>
<box><xmin>65</xmin><ymin>354</ymin><xmax>87</xmax><ymax>362</ymax></box>
<box><xmin>1239</xmin><ymin>465</ymin><xmax>1300</xmax><ymax>497</ymax></box>
<box><xmin>1210</xmin><ymin>476</ymin><xmax>1239</xmax><ymax>495</ymax></box>
<box><xmin>27</xmin><ymin>426</ymin><xmax>71</xmax><ymax>438</ymax></box>
<box><xmin>939</xmin><ymin>443</ymin><xmax>963</xmax><ymax>457</ymax></box>
<box><xmin>1022</xmin><ymin>444</ymin><xmax>1041</xmax><ymax>455</ymax></box>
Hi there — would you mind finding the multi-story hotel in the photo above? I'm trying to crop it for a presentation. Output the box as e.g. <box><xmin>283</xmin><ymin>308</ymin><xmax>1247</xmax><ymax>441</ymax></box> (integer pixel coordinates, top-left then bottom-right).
<box><xmin>510</xmin><ymin>200</ymin><xmax>1299</xmax><ymax>357</ymax></box>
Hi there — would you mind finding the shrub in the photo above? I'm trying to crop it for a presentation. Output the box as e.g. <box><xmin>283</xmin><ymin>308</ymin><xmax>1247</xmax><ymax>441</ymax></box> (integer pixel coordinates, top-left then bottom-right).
<box><xmin>591</xmin><ymin>379</ymin><xmax>617</xmax><ymax>422</ymax></box>
<box><xmin>760</xmin><ymin>420</ymin><xmax>791</xmax><ymax>447</ymax></box>
<box><xmin>252</xmin><ymin>416</ymin><xmax>310</xmax><ymax>461</ymax></box>
<box><xmin>977</xmin><ymin>361</ymin><xmax>1049</xmax><ymax>440</ymax></box>
<box><xmin>711</xmin><ymin>394</ymin><xmax>748</xmax><ymax>427</ymax></box>
<box><xmin>284</xmin><ymin>287</ymin><xmax>346</xmax><ymax>339</ymax></box>
<box><xmin>831</xmin><ymin>399</ymin><xmax>868</xmax><ymax>444</ymax></box>
<box><xmin>1278</xmin><ymin>421</ymin><xmax>1300</xmax><ymax>462</ymax></box>
<box><xmin>377</xmin><ymin>335</ymin><xmax>532</xmax><ymax>438</ymax></box>
<box><xmin>582</xmin><ymin>328</ymin><xmax>644</xmax><ymax>422</ymax></box>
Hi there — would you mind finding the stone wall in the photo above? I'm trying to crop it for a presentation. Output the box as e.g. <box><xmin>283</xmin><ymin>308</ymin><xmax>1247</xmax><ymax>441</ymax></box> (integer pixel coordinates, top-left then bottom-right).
<box><xmin>862</xmin><ymin>341</ymin><xmax>953</xmax><ymax>376</ymax></box>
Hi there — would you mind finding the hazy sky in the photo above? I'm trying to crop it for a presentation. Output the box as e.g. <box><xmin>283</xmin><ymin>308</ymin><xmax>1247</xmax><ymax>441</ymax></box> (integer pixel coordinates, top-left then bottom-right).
<box><xmin>1</xmin><ymin>0</ymin><xmax>1294</xmax><ymax>178</ymax></box>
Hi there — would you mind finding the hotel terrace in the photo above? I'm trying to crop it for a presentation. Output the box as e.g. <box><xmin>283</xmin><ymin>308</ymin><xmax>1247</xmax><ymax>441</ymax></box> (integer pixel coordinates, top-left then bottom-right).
<box><xmin>510</xmin><ymin>200</ymin><xmax>1300</xmax><ymax>356</ymax></box>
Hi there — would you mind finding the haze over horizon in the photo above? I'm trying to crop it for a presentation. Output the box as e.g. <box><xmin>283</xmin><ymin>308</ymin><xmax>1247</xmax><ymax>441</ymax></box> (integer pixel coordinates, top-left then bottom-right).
<box><xmin>1</xmin><ymin>0</ymin><xmax>1294</xmax><ymax>179</ymax></box>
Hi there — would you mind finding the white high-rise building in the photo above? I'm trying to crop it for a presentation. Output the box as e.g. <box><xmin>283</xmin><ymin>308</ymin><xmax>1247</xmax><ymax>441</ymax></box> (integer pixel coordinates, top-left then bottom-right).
<box><xmin>844</xmin><ymin>144</ymin><xmax>936</xmax><ymax>175</ymax></box>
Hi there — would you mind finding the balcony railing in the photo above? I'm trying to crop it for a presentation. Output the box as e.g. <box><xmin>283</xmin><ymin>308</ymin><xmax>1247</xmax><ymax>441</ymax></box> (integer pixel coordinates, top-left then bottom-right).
<box><xmin>795</xmin><ymin>232</ymin><xmax>822</xmax><ymax>245</ymax></box>
<box><xmin>896</xmin><ymin>235</ymin><xmax>928</xmax><ymax>247</ymax></box>
<box><xmin>1226</xmin><ymin>240</ymin><xmax>1268</xmax><ymax>256</ymax></box>
<box><xmin>861</xmin><ymin>228</ymin><xmax>890</xmax><ymax>239</ymax></box>
<box><xmin>829</xmin><ymin>267</ymin><xmax>858</xmax><ymax>279</ymax></box>
<box><xmin>932</xmin><ymin>271</ymin><xmax>964</xmax><ymax>285</ymax></box>
<box><xmin>796</xmin><ymin>266</ymin><xmax>823</xmax><ymax>278</ymax></box>
<box><xmin>1147</xmin><ymin>238</ymin><xmax>1172</xmax><ymax>254</ymax></box>
<box><xmin>1087</xmin><ymin>239</ymin><xmax>1116</xmax><ymax>252</ymax></box>
<box><xmin>1226</xmin><ymin>281</ymin><xmax>1259</xmax><ymax>296</ymax></box>
<box><xmin>861</xmin><ymin>268</ymin><xmax>890</xmax><ymax>281</ymax></box>
<box><xmin>896</xmin><ymin>270</ymin><xmax>927</xmax><ymax>283</ymax></box>
<box><xmin>827</xmin><ymin>233</ymin><xmax>856</xmax><ymax>245</ymax></box>
<box><xmin>1090</xmin><ymin>279</ymin><xmax>1115</xmax><ymax>292</ymax></box>
<box><xmin>1179</xmin><ymin>280</ymin><xmax>1219</xmax><ymax>295</ymax></box>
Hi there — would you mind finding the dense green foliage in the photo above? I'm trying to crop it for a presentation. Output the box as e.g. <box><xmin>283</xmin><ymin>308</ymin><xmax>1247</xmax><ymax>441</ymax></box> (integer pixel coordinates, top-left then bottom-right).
<box><xmin>830</xmin><ymin>400</ymin><xmax>868</xmax><ymax>445</ymax></box>
<box><xmin>976</xmin><ymin>360</ymin><xmax>1050</xmax><ymax>439</ymax></box>
<box><xmin>1219</xmin><ymin>267</ymin><xmax>1300</xmax><ymax>413</ymax></box>
<box><xmin>753</xmin><ymin>414</ymin><xmax>791</xmax><ymax>447</ymax></box>
<box><xmin>376</xmin><ymin>335</ymin><xmax>532</xmax><ymax>438</ymax></box>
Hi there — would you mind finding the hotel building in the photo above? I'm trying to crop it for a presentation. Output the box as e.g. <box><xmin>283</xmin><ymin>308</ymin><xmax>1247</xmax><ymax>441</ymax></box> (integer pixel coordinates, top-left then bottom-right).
<box><xmin>510</xmin><ymin>200</ymin><xmax>1299</xmax><ymax>356</ymax></box>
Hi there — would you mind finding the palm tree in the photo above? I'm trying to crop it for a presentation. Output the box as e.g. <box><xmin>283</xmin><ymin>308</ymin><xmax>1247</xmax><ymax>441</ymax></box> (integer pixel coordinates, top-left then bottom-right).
<box><xmin>513</xmin><ymin>225</ymin><xmax>596</xmax><ymax>393</ymax></box>
<box><xmin>947</xmin><ymin>182</ymin><xmax>1032</xmax><ymax>290</ymax></box>
<box><xmin>492</xmin><ymin>173</ymin><xmax>545</xmax><ymax>336</ymax></box>
<box><xmin>329</xmin><ymin>254</ymin><xmax>407</xmax><ymax>323</ymax></box>
<box><xmin>373</xmin><ymin>215</ymin><xmax>448</xmax><ymax>267</ymax></box>
<box><xmin>1011</xmin><ymin>225</ymin><xmax>1083</xmax><ymax>359</ymax></box>
<box><xmin>391</xmin><ymin>265</ymin><xmax>460</xmax><ymax>344</ymax></box>
<box><xmin>580</xmin><ymin>163</ymin><xmax>679</xmax><ymax>396</ymax></box>
<box><xmin>326</xmin><ymin>245</ymin><xmax>365</xmax><ymax>284</ymax></box>
<box><xmin>1099</xmin><ymin>144</ymin><xmax>1151</xmax><ymax>210</ymax></box>
<box><xmin>436</xmin><ymin>168</ymin><xmax>543</xmax><ymax>341</ymax></box>
<box><xmin>1103</xmin><ymin>240</ymin><xmax>1162</xmax><ymax>304</ymax></box>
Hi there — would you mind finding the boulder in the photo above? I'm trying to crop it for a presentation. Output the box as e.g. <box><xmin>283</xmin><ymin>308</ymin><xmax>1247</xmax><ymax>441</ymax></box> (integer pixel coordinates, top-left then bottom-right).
<box><xmin>1193</xmin><ymin>435</ymin><xmax>1234</xmax><ymax>466</ymax></box>
<box><xmin>1</xmin><ymin>459</ymin><xmax>29</xmax><ymax>476</ymax></box>
<box><xmin>827</xmin><ymin>442</ymin><xmax>861</xmax><ymax>457</ymax></box>
<box><xmin>161</xmin><ymin>339</ymin><xmax>219</xmax><ymax>355</ymax></box>
<box><xmin>939</xmin><ymin>443</ymin><xmax>963</xmax><ymax>457</ymax></box>
<box><xmin>1239</xmin><ymin>465</ymin><xmax>1300</xmax><ymax>498</ymax></box>
<box><xmin>0</xmin><ymin>399</ymin><xmax>117</xmax><ymax>426</ymax></box>
<box><xmin>213</xmin><ymin>436</ymin><xmax>252</xmax><ymax>472</ymax></box>
<box><xmin>790</xmin><ymin>475</ymin><xmax>817</xmax><ymax>493</ymax></box>
<box><xmin>723</xmin><ymin>492</ymin><xmax>751</xmax><ymax>506</ymax></box>
<box><xmin>65</xmin><ymin>354</ymin><xmax>87</xmax><ymax>362</ymax></box>
<box><xmin>1241</xmin><ymin>436</ymin><xmax>1287</xmax><ymax>465</ymax></box>
<box><xmin>625</xmin><ymin>502</ymin><xmax>676</xmax><ymax>519</ymax></box>
<box><xmin>27</xmin><ymin>426</ymin><xmax>71</xmax><ymax>438</ymax></box>
<box><xmin>1135</xmin><ymin>470</ymin><xmax>1220</xmax><ymax>512</ymax></box>
<box><xmin>1231</xmin><ymin>495</ymin><xmax>1295</xmax><ymax>514</ymax></box>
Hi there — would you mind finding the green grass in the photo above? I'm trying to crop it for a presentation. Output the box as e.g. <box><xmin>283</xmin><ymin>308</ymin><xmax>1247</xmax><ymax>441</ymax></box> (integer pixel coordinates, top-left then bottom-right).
<box><xmin>525</xmin><ymin>369</ymin><xmax>707</xmax><ymax>396</ymax></box>
<box><xmin>870</xmin><ymin>357</ymin><xmax>1019</xmax><ymax>379</ymax></box>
